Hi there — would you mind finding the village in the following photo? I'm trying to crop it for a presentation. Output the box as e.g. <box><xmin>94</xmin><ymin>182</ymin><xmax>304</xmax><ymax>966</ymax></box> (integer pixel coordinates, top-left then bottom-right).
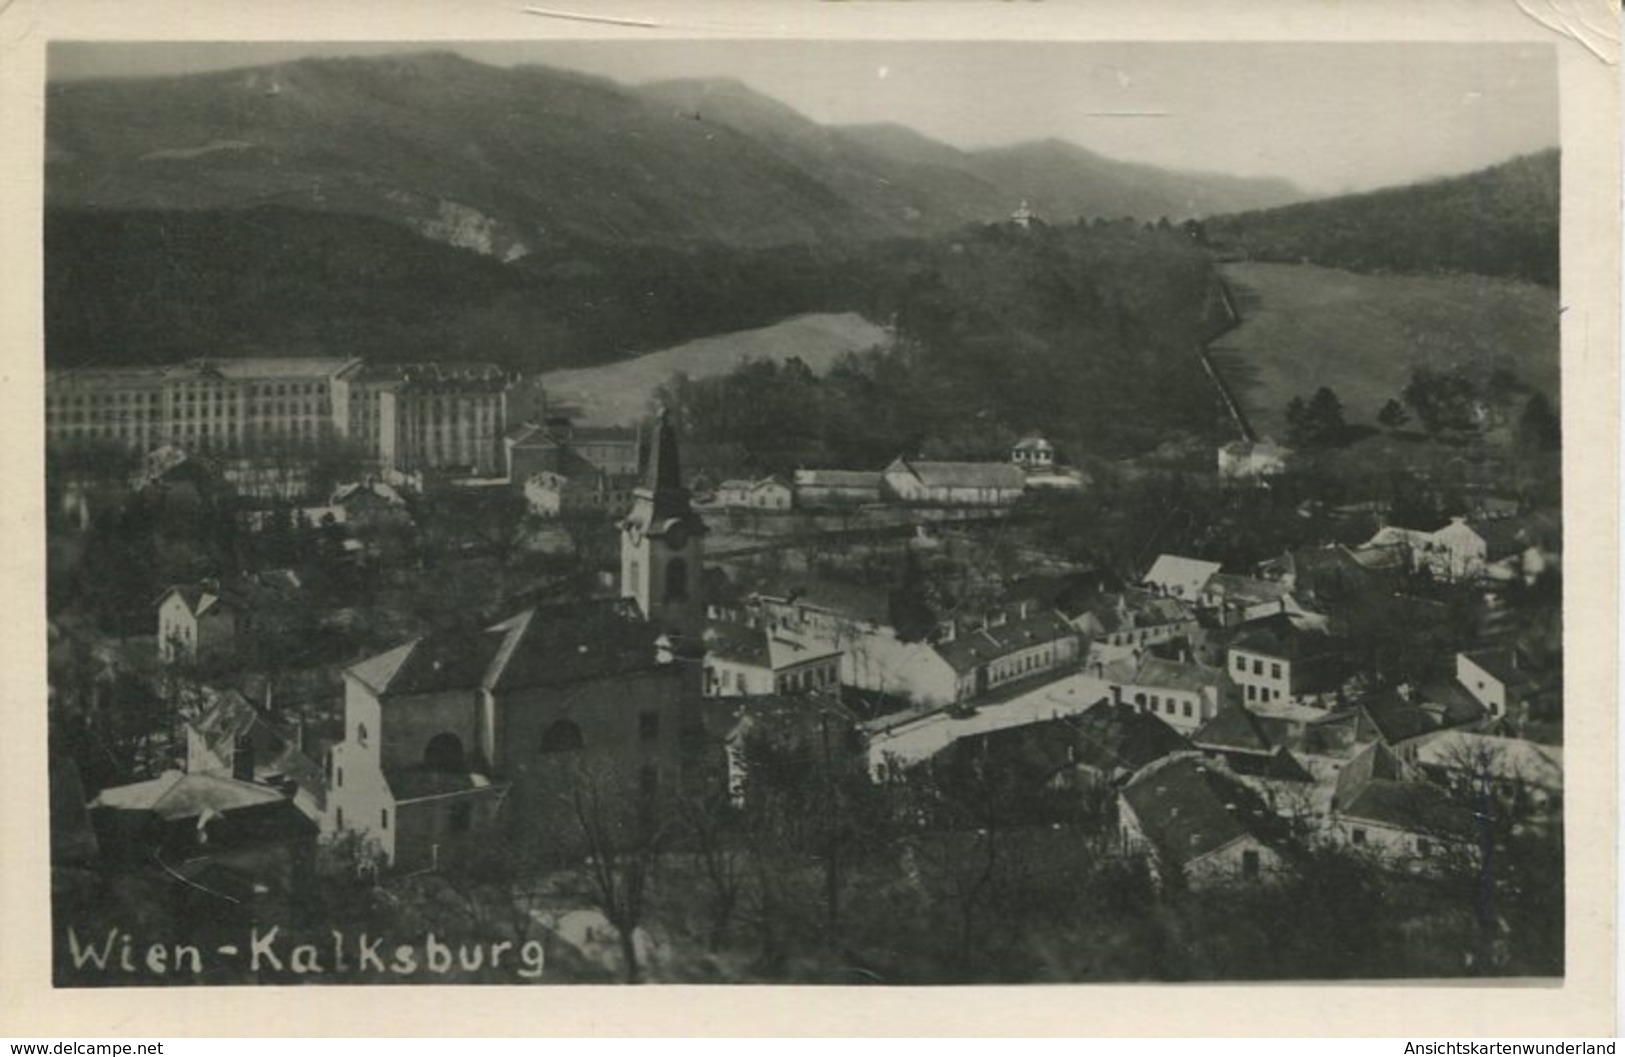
<box><xmin>45</xmin><ymin>346</ymin><xmax>1565</xmax><ymax>982</ymax></box>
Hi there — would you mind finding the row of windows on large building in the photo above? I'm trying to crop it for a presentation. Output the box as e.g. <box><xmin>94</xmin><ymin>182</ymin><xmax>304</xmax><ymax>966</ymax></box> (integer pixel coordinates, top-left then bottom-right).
<box><xmin>46</xmin><ymin>359</ymin><xmax>513</xmax><ymax>474</ymax></box>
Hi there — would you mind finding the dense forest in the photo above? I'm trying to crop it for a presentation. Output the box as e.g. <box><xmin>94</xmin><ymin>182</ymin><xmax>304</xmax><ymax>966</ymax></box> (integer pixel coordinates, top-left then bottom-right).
<box><xmin>659</xmin><ymin>219</ymin><xmax>1232</xmax><ymax>469</ymax></box>
<box><xmin>48</xmin><ymin>210</ymin><xmax>1231</xmax><ymax>466</ymax></box>
<box><xmin>1203</xmin><ymin>150</ymin><xmax>1559</xmax><ymax>287</ymax></box>
<box><xmin>45</xmin><ymin>206</ymin><xmax>862</xmax><ymax>372</ymax></box>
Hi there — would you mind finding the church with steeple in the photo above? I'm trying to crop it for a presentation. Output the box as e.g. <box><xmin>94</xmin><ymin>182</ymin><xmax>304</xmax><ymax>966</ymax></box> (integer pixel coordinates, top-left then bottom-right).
<box><xmin>620</xmin><ymin>409</ymin><xmax>709</xmax><ymax>646</ymax></box>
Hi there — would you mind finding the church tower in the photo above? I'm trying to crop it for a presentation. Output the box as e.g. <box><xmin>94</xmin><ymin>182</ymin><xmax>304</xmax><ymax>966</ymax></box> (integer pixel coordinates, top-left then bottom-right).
<box><xmin>621</xmin><ymin>409</ymin><xmax>707</xmax><ymax>644</ymax></box>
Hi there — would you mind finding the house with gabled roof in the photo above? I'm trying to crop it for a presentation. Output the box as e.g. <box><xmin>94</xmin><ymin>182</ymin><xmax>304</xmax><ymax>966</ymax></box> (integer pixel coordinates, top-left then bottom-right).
<box><xmin>933</xmin><ymin>602</ymin><xmax>1082</xmax><ymax>702</ymax></box>
<box><xmin>1106</xmin><ymin>653</ymin><xmax>1230</xmax><ymax>735</ymax></box>
<box><xmin>157</xmin><ymin>582</ymin><xmax>244</xmax><ymax>662</ymax></box>
<box><xmin>1414</xmin><ymin>731</ymin><xmax>1563</xmax><ymax>822</ymax></box>
<box><xmin>1328</xmin><ymin>742</ymin><xmax>1476</xmax><ymax>868</ymax></box>
<box><xmin>1062</xmin><ymin>698</ymin><xmax>1190</xmax><ymax>786</ymax></box>
<box><xmin>1191</xmin><ymin>704</ymin><xmax>1313</xmax><ymax>782</ymax></box>
<box><xmin>185</xmin><ymin>690</ymin><xmax>330</xmax><ymax>824</ymax></box>
<box><xmin>1225</xmin><ymin>611</ymin><xmax>1346</xmax><ymax>706</ymax></box>
<box><xmin>702</xmin><ymin>621</ymin><xmax>842</xmax><ymax>698</ymax></box>
<box><xmin>714</xmin><ymin>476</ymin><xmax>793</xmax><ymax>511</ymax></box>
<box><xmin>1118</xmin><ymin>754</ymin><xmax>1295</xmax><ymax>889</ymax></box>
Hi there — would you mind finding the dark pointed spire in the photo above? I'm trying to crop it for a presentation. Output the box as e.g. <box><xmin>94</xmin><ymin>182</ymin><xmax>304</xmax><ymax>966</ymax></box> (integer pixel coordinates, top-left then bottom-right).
<box><xmin>647</xmin><ymin>405</ymin><xmax>684</xmax><ymax>495</ymax></box>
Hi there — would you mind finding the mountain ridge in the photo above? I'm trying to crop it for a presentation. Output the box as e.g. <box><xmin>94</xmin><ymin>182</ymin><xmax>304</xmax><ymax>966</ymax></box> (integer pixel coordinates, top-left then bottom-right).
<box><xmin>47</xmin><ymin>51</ymin><xmax>1307</xmax><ymax>256</ymax></box>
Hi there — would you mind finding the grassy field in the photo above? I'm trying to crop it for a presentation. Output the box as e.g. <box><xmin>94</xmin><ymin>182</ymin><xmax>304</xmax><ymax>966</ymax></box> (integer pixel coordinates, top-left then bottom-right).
<box><xmin>540</xmin><ymin>311</ymin><xmax>890</xmax><ymax>426</ymax></box>
<box><xmin>1211</xmin><ymin>262</ymin><xmax>1559</xmax><ymax>441</ymax></box>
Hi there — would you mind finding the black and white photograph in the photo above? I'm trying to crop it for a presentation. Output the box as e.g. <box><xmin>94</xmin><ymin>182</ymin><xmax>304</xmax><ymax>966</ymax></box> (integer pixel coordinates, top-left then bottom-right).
<box><xmin>21</xmin><ymin>6</ymin><xmax>1610</xmax><ymax>1013</ymax></box>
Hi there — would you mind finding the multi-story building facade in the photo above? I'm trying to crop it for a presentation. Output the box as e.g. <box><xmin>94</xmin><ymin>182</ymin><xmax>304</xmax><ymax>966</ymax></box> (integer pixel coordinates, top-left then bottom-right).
<box><xmin>333</xmin><ymin>362</ymin><xmax>508</xmax><ymax>476</ymax></box>
<box><xmin>46</xmin><ymin>358</ymin><xmax>358</xmax><ymax>455</ymax></box>
<box><xmin>47</xmin><ymin>356</ymin><xmax>514</xmax><ymax>476</ymax></box>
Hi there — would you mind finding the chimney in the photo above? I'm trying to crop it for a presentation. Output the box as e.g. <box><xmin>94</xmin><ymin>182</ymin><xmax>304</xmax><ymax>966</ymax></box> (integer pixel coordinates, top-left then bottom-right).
<box><xmin>1019</xmin><ymin>600</ymin><xmax>1031</xmax><ymax>620</ymax></box>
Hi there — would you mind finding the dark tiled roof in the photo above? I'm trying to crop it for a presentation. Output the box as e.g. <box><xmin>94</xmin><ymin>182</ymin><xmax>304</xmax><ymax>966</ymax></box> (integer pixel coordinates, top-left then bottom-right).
<box><xmin>934</xmin><ymin>608</ymin><xmax>1077</xmax><ymax>675</ymax></box>
<box><xmin>387</xmin><ymin>627</ymin><xmax>508</xmax><ymax>697</ymax></box>
<box><xmin>1192</xmin><ymin>705</ymin><xmax>1275</xmax><ymax>755</ymax></box>
<box><xmin>1229</xmin><ymin>613</ymin><xmax>1336</xmax><ymax>662</ymax></box>
<box><xmin>346</xmin><ymin>600</ymin><xmax>657</xmax><ymax>698</ymax></box>
<box><xmin>1359</xmin><ymin>689</ymin><xmax>1450</xmax><ymax>745</ymax></box>
<box><xmin>899</xmin><ymin>460</ymin><xmax>1026</xmax><ymax>491</ymax></box>
<box><xmin>1335</xmin><ymin>743</ymin><xmax>1474</xmax><ymax>838</ymax></box>
<box><xmin>485</xmin><ymin>601</ymin><xmax>660</xmax><ymax>692</ymax></box>
<box><xmin>1132</xmin><ymin>656</ymin><xmax>1225</xmax><ymax>694</ymax></box>
<box><xmin>1122</xmin><ymin>756</ymin><xmax>1284</xmax><ymax>870</ymax></box>
<box><xmin>1068</xmin><ymin>699</ymin><xmax>1190</xmax><ymax>776</ymax></box>
<box><xmin>705</xmin><ymin>621</ymin><xmax>769</xmax><ymax>667</ymax></box>
<box><xmin>939</xmin><ymin>718</ymin><xmax>1079</xmax><ymax>785</ymax></box>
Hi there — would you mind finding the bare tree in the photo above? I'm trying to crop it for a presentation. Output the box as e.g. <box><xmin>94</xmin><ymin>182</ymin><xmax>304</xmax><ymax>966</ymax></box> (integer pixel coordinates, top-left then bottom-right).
<box><xmin>677</xmin><ymin>786</ymin><xmax>744</xmax><ymax>952</ymax></box>
<box><xmin>562</xmin><ymin>758</ymin><xmax>668</xmax><ymax>983</ymax></box>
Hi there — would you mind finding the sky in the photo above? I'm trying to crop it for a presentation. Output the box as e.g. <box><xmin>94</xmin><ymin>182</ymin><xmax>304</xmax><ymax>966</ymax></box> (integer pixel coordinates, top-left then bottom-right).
<box><xmin>49</xmin><ymin>41</ymin><xmax>1559</xmax><ymax>195</ymax></box>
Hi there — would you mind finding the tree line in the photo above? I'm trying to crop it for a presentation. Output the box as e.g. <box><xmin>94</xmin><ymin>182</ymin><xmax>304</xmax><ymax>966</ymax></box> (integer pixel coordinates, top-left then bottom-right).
<box><xmin>1205</xmin><ymin>150</ymin><xmax>1559</xmax><ymax>287</ymax></box>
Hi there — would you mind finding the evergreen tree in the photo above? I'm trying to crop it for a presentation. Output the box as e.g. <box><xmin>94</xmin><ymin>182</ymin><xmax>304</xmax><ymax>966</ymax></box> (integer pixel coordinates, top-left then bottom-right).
<box><xmin>1377</xmin><ymin>398</ymin><xmax>1410</xmax><ymax>430</ymax></box>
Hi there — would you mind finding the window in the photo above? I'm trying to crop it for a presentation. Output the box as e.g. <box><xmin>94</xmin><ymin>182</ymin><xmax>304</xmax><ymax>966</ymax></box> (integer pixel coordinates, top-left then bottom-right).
<box><xmin>381</xmin><ymin>808</ymin><xmax>389</xmax><ymax>831</ymax></box>
<box><xmin>664</xmin><ymin>557</ymin><xmax>689</xmax><ymax>602</ymax></box>
<box><xmin>335</xmin><ymin>806</ymin><xmax>344</xmax><ymax>829</ymax></box>
<box><xmin>1252</xmin><ymin>660</ymin><xmax>1264</xmax><ymax>675</ymax></box>
<box><xmin>1417</xmin><ymin>839</ymin><xmax>1432</xmax><ymax>857</ymax></box>
<box><xmin>336</xmin><ymin>767</ymin><xmax>343</xmax><ymax>788</ymax></box>
<box><xmin>1246</xmin><ymin>685</ymin><xmax>1256</xmax><ymax>701</ymax></box>
<box><xmin>1234</xmin><ymin>655</ymin><xmax>1245</xmax><ymax>671</ymax></box>
<box><xmin>1351</xmin><ymin>828</ymin><xmax>1367</xmax><ymax>846</ymax></box>
<box><xmin>357</xmin><ymin>722</ymin><xmax>368</xmax><ymax>747</ymax></box>
<box><xmin>423</xmin><ymin>732</ymin><xmax>465</xmax><ymax>772</ymax></box>
<box><xmin>1271</xmin><ymin>663</ymin><xmax>1282</xmax><ymax>679</ymax></box>
<box><xmin>1183</xmin><ymin>701</ymin><xmax>1193</xmax><ymax>718</ymax></box>
<box><xmin>1242</xmin><ymin>850</ymin><xmax>1260</xmax><ymax>879</ymax></box>
<box><xmin>540</xmin><ymin>720</ymin><xmax>584</xmax><ymax>754</ymax></box>
<box><xmin>639</xmin><ymin>711</ymin><xmax>660</xmax><ymax>742</ymax></box>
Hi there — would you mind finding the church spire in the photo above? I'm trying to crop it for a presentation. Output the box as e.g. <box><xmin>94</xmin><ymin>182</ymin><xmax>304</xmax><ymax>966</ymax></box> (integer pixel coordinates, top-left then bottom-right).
<box><xmin>647</xmin><ymin>406</ymin><xmax>686</xmax><ymax>497</ymax></box>
<box><xmin>637</xmin><ymin>406</ymin><xmax>700</xmax><ymax>524</ymax></box>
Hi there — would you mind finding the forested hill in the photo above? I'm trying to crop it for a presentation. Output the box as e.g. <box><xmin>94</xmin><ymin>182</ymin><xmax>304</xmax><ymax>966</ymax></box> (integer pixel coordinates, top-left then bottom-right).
<box><xmin>48</xmin><ymin>51</ymin><xmax>1301</xmax><ymax>258</ymax></box>
<box><xmin>661</xmin><ymin>219</ymin><xmax>1233</xmax><ymax>471</ymax></box>
<box><xmin>1202</xmin><ymin>150</ymin><xmax>1559</xmax><ymax>287</ymax></box>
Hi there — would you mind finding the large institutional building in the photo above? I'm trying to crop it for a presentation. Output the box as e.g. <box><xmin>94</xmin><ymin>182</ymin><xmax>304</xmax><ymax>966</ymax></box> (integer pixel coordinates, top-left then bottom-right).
<box><xmin>46</xmin><ymin>356</ymin><xmax>518</xmax><ymax>476</ymax></box>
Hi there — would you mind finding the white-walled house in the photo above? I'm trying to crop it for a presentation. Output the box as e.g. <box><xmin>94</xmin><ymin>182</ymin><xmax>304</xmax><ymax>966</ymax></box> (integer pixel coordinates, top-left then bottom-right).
<box><xmin>1456</xmin><ymin>649</ymin><xmax>1525</xmax><ymax>719</ymax></box>
<box><xmin>715</xmin><ymin>476</ymin><xmax>793</xmax><ymax>511</ymax></box>
<box><xmin>1106</xmin><ymin>654</ymin><xmax>1228</xmax><ymax>735</ymax></box>
<box><xmin>157</xmin><ymin>583</ymin><xmax>243</xmax><ymax>662</ymax></box>
<box><xmin>703</xmin><ymin>622</ymin><xmax>842</xmax><ymax>697</ymax></box>
<box><xmin>1225</xmin><ymin>612</ymin><xmax>1344</xmax><ymax>706</ymax></box>
<box><xmin>1217</xmin><ymin>438</ymin><xmax>1290</xmax><ymax>481</ymax></box>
